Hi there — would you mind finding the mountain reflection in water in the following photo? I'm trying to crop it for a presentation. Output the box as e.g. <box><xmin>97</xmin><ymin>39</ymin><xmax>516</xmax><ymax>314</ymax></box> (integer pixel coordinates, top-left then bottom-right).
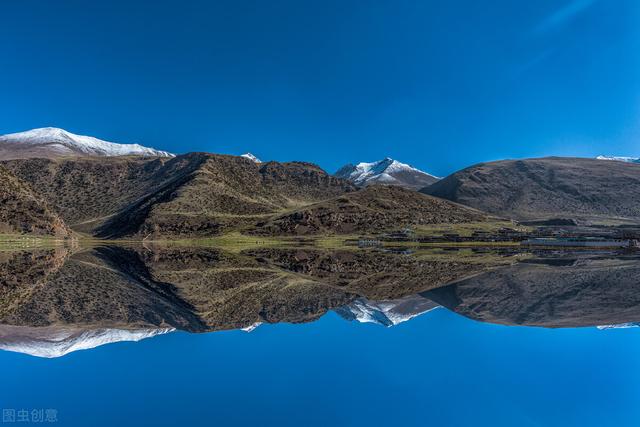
<box><xmin>0</xmin><ymin>244</ymin><xmax>639</xmax><ymax>357</ymax></box>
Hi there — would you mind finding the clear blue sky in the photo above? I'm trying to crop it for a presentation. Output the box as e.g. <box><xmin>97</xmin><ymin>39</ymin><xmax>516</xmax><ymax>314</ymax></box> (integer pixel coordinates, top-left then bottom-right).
<box><xmin>1</xmin><ymin>0</ymin><xmax>639</xmax><ymax>176</ymax></box>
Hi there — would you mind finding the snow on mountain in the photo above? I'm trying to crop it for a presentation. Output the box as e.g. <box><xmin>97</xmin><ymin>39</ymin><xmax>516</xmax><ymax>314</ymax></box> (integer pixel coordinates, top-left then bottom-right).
<box><xmin>335</xmin><ymin>295</ymin><xmax>439</xmax><ymax>327</ymax></box>
<box><xmin>241</xmin><ymin>152</ymin><xmax>262</xmax><ymax>163</ymax></box>
<box><xmin>335</xmin><ymin>157</ymin><xmax>439</xmax><ymax>190</ymax></box>
<box><xmin>0</xmin><ymin>127</ymin><xmax>174</xmax><ymax>159</ymax></box>
<box><xmin>597</xmin><ymin>323</ymin><xmax>640</xmax><ymax>330</ymax></box>
<box><xmin>241</xmin><ymin>322</ymin><xmax>263</xmax><ymax>332</ymax></box>
<box><xmin>596</xmin><ymin>155</ymin><xmax>640</xmax><ymax>164</ymax></box>
<box><xmin>0</xmin><ymin>325</ymin><xmax>175</xmax><ymax>358</ymax></box>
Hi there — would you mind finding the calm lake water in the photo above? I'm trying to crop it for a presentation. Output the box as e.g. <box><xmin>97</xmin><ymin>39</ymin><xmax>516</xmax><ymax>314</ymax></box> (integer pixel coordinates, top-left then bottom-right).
<box><xmin>1</xmin><ymin>245</ymin><xmax>639</xmax><ymax>426</ymax></box>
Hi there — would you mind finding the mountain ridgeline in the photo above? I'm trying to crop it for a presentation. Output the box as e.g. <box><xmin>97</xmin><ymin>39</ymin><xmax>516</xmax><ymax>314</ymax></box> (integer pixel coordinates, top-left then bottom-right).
<box><xmin>0</xmin><ymin>127</ymin><xmax>173</xmax><ymax>160</ymax></box>
<box><xmin>1</xmin><ymin>152</ymin><xmax>487</xmax><ymax>238</ymax></box>
<box><xmin>0</xmin><ymin>128</ymin><xmax>490</xmax><ymax>238</ymax></box>
<box><xmin>3</xmin><ymin>245</ymin><xmax>639</xmax><ymax>357</ymax></box>
<box><xmin>422</xmin><ymin>157</ymin><xmax>640</xmax><ymax>224</ymax></box>
<box><xmin>2</xmin><ymin>153</ymin><xmax>357</xmax><ymax>238</ymax></box>
<box><xmin>0</xmin><ymin>245</ymin><xmax>498</xmax><ymax>340</ymax></box>
<box><xmin>3</xmin><ymin>127</ymin><xmax>640</xmax><ymax>238</ymax></box>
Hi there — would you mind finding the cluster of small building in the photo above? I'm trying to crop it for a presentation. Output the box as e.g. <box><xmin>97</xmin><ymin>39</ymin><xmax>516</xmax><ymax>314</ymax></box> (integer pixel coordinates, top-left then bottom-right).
<box><xmin>522</xmin><ymin>238</ymin><xmax>640</xmax><ymax>249</ymax></box>
<box><xmin>355</xmin><ymin>224</ymin><xmax>640</xmax><ymax>251</ymax></box>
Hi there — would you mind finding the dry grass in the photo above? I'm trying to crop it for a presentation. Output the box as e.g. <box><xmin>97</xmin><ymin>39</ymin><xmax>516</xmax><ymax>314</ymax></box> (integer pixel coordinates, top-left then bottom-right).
<box><xmin>413</xmin><ymin>220</ymin><xmax>530</xmax><ymax>237</ymax></box>
<box><xmin>0</xmin><ymin>234</ymin><xmax>68</xmax><ymax>251</ymax></box>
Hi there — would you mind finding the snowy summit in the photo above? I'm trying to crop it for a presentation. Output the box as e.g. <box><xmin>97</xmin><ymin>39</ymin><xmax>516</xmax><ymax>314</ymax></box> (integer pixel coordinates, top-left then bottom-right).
<box><xmin>240</xmin><ymin>152</ymin><xmax>262</xmax><ymax>163</ymax></box>
<box><xmin>335</xmin><ymin>157</ymin><xmax>439</xmax><ymax>190</ymax></box>
<box><xmin>596</xmin><ymin>155</ymin><xmax>640</xmax><ymax>164</ymax></box>
<box><xmin>0</xmin><ymin>325</ymin><xmax>175</xmax><ymax>358</ymax></box>
<box><xmin>0</xmin><ymin>127</ymin><xmax>174</xmax><ymax>160</ymax></box>
<box><xmin>335</xmin><ymin>296</ymin><xmax>439</xmax><ymax>327</ymax></box>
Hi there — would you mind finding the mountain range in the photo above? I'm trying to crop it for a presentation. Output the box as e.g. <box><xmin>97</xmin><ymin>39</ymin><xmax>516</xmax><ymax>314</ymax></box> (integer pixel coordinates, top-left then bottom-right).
<box><xmin>0</xmin><ymin>244</ymin><xmax>497</xmax><ymax>356</ymax></box>
<box><xmin>2</xmin><ymin>153</ymin><xmax>355</xmax><ymax>238</ymax></box>
<box><xmin>2</xmin><ymin>127</ymin><xmax>640</xmax><ymax>237</ymax></box>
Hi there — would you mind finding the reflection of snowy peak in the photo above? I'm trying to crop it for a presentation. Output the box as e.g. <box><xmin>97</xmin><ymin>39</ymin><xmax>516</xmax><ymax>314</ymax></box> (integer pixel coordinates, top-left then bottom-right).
<box><xmin>0</xmin><ymin>127</ymin><xmax>174</xmax><ymax>159</ymax></box>
<box><xmin>335</xmin><ymin>295</ymin><xmax>439</xmax><ymax>327</ymax></box>
<box><xmin>335</xmin><ymin>158</ymin><xmax>439</xmax><ymax>190</ymax></box>
<box><xmin>0</xmin><ymin>325</ymin><xmax>175</xmax><ymax>358</ymax></box>
<box><xmin>596</xmin><ymin>155</ymin><xmax>640</xmax><ymax>164</ymax></box>
<box><xmin>240</xmin><ymin>153</ymin><xmax>262</xmax><ymax>163</ymax></box>
<box><xmin>241</xmin><ymin>322</ymin><xmax>263</xmax><ymax>332</ymax></box>
<box><xmin>597</xmin><ymin>323</ymin><xmax>640</xmax><ymax>330</ymax></box>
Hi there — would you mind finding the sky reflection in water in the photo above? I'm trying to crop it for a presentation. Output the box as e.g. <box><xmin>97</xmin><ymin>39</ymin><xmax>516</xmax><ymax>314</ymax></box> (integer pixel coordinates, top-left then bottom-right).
<box><xmin>1</xmin><ymin>308</ymin><xmax>640</xmax><ymax>427</ymax></box>
<box><xmin>1</xmin><ymin>246</ymin><xmax>640</xmax><ymax>426</ymax></box>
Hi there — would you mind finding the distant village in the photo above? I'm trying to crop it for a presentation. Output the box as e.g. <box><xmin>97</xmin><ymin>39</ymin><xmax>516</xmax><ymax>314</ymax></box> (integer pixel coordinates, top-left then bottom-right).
<box><xmin>355</xmin><ymin>223</ymin><xmax>640</xmax><ymax>251</ymax></box>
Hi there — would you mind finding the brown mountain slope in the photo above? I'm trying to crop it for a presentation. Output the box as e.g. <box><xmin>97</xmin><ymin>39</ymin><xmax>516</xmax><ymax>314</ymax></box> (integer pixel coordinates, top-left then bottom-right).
<box><xmin>95</xmin><ymin>155</ymin><xmax>355</xmax><ymax>238</ymax></box>
<box><xmin>0</xmin><ymin>166</ymin><xmax>70</xmax><ymax>237</ymax></box>
<box><xmin>251</xmin><ymin>185</ymin><xmax>487</xmax><ymax>235</ymax></box>
<box><xmin>1</xmin><ymin>155</ymin><xmax>178</xmax><ymax>231</ymax></box>
<box><xmin>2</xmin><ymin>153</ymin><xmax>354</xmax><ymax>238</ymax></box>
<box><xmin>244</xmin><ymin>247</ymin><xmax>496</xmax><ymax>300</ymax></box>
<box><xmin>0</xmin><ymin>246</ymin><xmax>357</xmax><ymax>332</ymax></box>
<box><xmin>424</xmin><ymin>257</ymin><xmax>640</xmax><ymax>328</ymax></box>
<box><xmin>0</xmin><ymin>245</ymin><xmax>502</xmax><ymax>332</ymax></box>
<box><xmin>422</xmin><ymin>157</ymin><xmax>640</xmax><ymax>223</ymax></box>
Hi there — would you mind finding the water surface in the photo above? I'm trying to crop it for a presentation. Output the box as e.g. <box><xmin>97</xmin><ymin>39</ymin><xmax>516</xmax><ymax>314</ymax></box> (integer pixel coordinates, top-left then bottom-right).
<box><xmin>1</xmin><ymin>244</ymin><xmax>639</xmax><ymax>426</ymax></box>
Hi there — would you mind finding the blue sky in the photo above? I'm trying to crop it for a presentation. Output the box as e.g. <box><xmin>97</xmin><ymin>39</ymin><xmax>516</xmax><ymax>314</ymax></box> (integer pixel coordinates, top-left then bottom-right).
<box><xmin>1</xmin><ymin>0</ymin><xmax>639</xmax><ymax>176</ymax></box>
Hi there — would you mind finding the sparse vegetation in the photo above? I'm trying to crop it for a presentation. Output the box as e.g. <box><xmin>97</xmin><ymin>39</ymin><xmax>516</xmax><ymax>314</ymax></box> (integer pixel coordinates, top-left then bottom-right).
<box><xmin>0</xmin><ymin>234</ymin><xmax>69</xmax><ymax>251</ymax></box>
<box><xmin>0</xmin><ymin>165</ymin><xmax>70</xmax><ymax>238</ymax></box>
<box><xmin>423</xmin><ymin>157</ymin><xmax>640</xmax><ymax>224</ymax></box>
<box><xmin>251</xmin><ymin>185</ymin><xmax>489</xmax><ymax>236</ymax></box>
<box><xmin>413</xmin><ymin>220</ymin><xmax>531</xmax><ymax>237</ymax></box>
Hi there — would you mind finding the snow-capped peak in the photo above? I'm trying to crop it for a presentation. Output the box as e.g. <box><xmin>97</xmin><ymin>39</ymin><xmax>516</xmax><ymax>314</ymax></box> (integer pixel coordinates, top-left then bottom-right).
<box><xmin>0</xmin><ymin>325</ymin><xmax>175</xmax><ymax>358</ymax></box>
<box><xmin>241</xmin><ymin>322</ymin><xmax>263</xmax><ymax>332</ymax></box>
<box><xmin>596</xmin><ymin>155</ymin><xmax>640</xmax><ymax>164</ymax></box>
<box><xmin>335</xmin><ymin>295</ymin><xmax>439</xmax><ymax>327</ymax></box>
<box><xmin>240</xmin><ymin>152</ymin><xmax>262</xmax><ymax>163</ymax></box>
<box><xmin>335</xmin><ymin>157</ymin><xmax>439</xmax><ymax>190</ymax></box>
<box><xmin>0</xmin><ymin>127</ymin><xmax>174</xmax><ymax>158</ymax></box>
<box><xmin>597</xmin><ymin>323</ymin><xmax>640</xmax><ymax>330</ymax></box>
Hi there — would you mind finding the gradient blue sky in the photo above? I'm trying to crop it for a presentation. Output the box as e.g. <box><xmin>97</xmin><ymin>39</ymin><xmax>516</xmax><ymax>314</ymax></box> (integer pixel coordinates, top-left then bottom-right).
<box><xmin>1</xmin><ymin>0</ymin><xmax>639</xmax><ymax>176</ymax></box>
